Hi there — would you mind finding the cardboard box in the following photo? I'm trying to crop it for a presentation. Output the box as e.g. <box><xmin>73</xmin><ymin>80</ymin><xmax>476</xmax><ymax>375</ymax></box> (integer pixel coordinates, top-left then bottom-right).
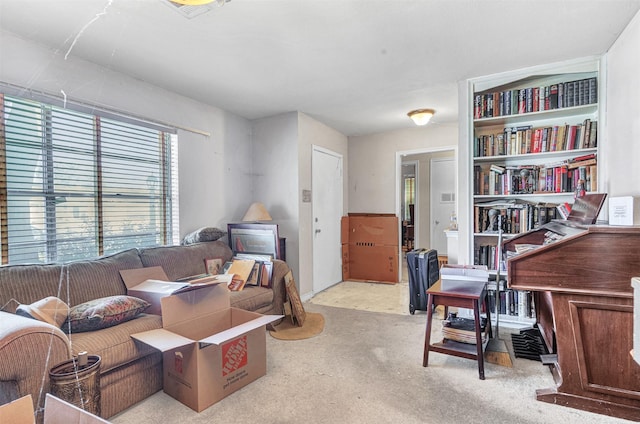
<box><xmin>120</xmin><ymin>266</ymin><xmax>223</xmax><ymax>315</ymax></box>
<box><xmin>44</xmin><ymin>394</ymin><xmax>111</xmax><ymax>424</ymax></box>
<box><xmin>131</xmin><ymin>284</ymin><xmax>281</xmax><ymax>412</ymax></box>
<box><xmin>343</xmin><ymin>244</ymin><xmax>398</xmax><ymax>283</ymax></box>
<box><xmin>341</xmin><ymin>214</ymin><xmax>399</xmax><ymax>283</ymax></box>
<box><xmin>0</xmin><ymin>394</ymin><xmax>110</xmax><ymax>424</ymax></box>
<box><xmin>0</xmin><ymin>395</ymin><xmax>34</xmax><ymax>424</ymax></box>
<box><xmin>341</xmin><ymin>214</ymin><xmax>398</xmax><ymax>245</ymax></box>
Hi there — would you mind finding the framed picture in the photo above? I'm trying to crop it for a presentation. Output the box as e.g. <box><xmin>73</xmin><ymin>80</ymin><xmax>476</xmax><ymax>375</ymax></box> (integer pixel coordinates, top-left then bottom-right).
<box><xmin>227</xmin><ymin>223</ymin><xmax>281</xmax><ymax>259</ymax></box>
<box><xmin>260</xmin><ymin>261</ymin><xmax>274</xmax><ymax>288</ymax></box>
<box><xmin>204</xmin><ymin>257</ymin><xmax>224</xmax><ymax>275</ymax></box>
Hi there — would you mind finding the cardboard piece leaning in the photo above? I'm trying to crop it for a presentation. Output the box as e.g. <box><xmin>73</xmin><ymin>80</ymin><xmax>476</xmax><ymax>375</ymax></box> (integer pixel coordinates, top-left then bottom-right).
<box><xmin>130</xmin><ymin>283</ymin><xmax>282</xmax><ymax>412</ymax></box>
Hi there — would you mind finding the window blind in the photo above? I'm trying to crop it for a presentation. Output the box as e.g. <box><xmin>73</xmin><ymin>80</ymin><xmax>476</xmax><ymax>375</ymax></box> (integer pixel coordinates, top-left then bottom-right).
<box><xmin>0</xmin><ymin>94</ymin><xmax>178</xmax><ymax>265</ymax></box>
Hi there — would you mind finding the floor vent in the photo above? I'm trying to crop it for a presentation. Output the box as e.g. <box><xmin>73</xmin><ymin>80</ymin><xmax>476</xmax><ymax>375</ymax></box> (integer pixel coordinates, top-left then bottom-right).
<box><xmin>511</xmin><ymin>326</ymin><xmax>548</xmax><ymax>361</ymax></box>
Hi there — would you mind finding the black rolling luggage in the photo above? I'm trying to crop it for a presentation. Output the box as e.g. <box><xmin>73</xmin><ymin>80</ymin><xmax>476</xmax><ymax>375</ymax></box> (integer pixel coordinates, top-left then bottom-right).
<box><xmin>406</xmin><ymin>248</ymin><xmax>440</xmax><ymax>314</ymax></box>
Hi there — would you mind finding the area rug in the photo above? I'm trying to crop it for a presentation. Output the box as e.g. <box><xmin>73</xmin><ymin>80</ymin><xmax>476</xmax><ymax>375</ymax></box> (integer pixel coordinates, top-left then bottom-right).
<box><xmin>269</xmin><ymin>312</ymin><xmax>324</xmax><ymax>340</ymax></box>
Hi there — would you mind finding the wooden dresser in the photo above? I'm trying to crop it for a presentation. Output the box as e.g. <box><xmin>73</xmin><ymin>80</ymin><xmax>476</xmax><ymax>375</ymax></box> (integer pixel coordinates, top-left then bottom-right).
<box><xmin>504</xmin><ymin>223</ymin><xmax>640</xmax><ymax>421</ymax></box>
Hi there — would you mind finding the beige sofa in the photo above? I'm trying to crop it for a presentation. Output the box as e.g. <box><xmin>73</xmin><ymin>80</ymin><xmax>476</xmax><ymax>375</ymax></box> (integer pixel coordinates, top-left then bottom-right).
<box><xmin>0</xmin><ymin>240</ymin><xmax>289</xmax><ymax>422</ymax></box>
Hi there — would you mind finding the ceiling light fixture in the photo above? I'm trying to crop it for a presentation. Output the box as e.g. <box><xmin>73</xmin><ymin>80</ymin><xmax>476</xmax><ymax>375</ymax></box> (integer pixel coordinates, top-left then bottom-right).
<box><xmin>169</xmin><ymin>0</ymin><xmax>230</xmax><ymax>6</ymax></box>
<box><xmin>407</xmin><ymin>109</ymin><xmax>435</xmax><ymax>126</ymax></box>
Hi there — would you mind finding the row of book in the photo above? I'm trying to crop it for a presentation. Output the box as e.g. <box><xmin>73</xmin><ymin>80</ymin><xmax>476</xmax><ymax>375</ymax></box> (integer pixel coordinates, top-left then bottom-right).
<box><xmin>474</xmin><ymin>159</ymin><xmax>597</xmax><ymax>196</ymax></box>
<box><xmin>474</xmin><ymin>77</ymin><xmax>597</xmax><ymax>119</ymax></box>
<box><xmin>473</xmin><ymin>201</ymin><xmax>559</xmax><ymax>235</ymax></box>
<box><xmin>219</xmin><ymin>254</ymin><xmax>274</xmax><ymax>291</ymax></box>
<box><xmin>487</xmin><ymin>286</ymin><xmax>536</xmax><ymax>319</ymax></box>
<box><xmin>474</xmin><ymin>119</ymin><xmax>597</xmax><ymax>158</ymax></box>
<box><xmin>475</xmin><ymin>243</ymin><xmax>502</xmax><ymax>271</ymax></box>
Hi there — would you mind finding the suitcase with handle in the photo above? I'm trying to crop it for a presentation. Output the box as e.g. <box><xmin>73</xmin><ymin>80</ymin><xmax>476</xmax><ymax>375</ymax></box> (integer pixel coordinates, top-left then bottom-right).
<box><xmin>406</xmin><ymin>248</ymin><xmax>440</xmax><ymax>314</ymax></box>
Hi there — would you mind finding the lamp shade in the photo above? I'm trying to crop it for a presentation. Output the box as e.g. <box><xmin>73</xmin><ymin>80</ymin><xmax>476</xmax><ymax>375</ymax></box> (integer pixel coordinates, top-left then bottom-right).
<box><xmin>242</xmin><ymin>202</ymin><xmax>272</xmax><ymax>221</ymax></box>
<box><xmin>407</xmin><ymin>109</ymin><xmax>435</xmax><ymax>126</ymax></box>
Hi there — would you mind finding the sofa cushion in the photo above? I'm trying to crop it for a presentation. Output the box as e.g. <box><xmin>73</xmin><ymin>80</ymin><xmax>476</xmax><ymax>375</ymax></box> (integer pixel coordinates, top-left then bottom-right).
<box><xmin>229</xmin><ymin>286</ymin><xmax>273</xmax><ymax>311</ymax></box>
<box><xmin>69</xmin><ymin>313</ymin><xmax>162</xmax><ymax>373</ymax></box>
<box><xmin>65</xmin><ymin>296</ymin><xmax>150</xmax><ymax>333</ymax></box>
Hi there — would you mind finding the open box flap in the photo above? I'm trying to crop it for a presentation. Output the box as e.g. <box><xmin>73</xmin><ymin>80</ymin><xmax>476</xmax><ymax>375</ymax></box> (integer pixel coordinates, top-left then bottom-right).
<box><xmin>200</xmin><ymin>314</ymin><xmax>283</xmax><ymax>346</ymax></box>
<box><xmin>120</xmin><ymin>266</ymin><xmax>169</xmax><ymax>289</ymax></box>
<box><xmin>131</xmin><ymin>328</ymin><xmax>194</xmax><ymax>352</ymax></box>
<box><xmin>0</xmin><ymin>395</ymin><xmax>34</xmax><ymax>424</ymax></box>
<box><xmin>44</xmin><ymin>394</ymin><xmax>110</xmax><ymax>424</ymax></box>
<box><xmin>128</xmin><ymin>279</ymin><xmax>190</xmax><ymax>294</ymax></box>
<box><xmin>161</xmin><ymin>284</ymin><xmax>229</xmax><ymax>328</ymax></box>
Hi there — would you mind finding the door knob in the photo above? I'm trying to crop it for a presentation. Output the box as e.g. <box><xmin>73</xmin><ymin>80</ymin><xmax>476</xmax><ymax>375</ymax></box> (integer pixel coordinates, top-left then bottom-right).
<box><xmin>315</xmin><ymin>229</ymin><xmax>321</xmax><ymax>234</ymax></box>
<box><xmin>435</xmin><ymin>220</ymin><xmax>440</xmax><ymax>225</ymax></box>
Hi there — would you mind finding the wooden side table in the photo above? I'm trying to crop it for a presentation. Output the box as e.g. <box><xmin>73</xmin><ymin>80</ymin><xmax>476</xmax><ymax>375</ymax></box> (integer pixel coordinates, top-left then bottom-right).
<box><xmin>422</xmin><ymin>279</ymin><xmax>491</xmax><ymax>380</ymax></box>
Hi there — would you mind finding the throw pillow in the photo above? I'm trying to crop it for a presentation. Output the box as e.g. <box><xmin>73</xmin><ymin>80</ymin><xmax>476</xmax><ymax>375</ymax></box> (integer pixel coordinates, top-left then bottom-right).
<box><xmin>65</xmin><ymin>295</ymin><xmax>150</xmax><ymax>333</ymax></box>
<box><xmin>181</xmin><ymin>227</ymin><xmax>226</xmax><ymax>245</ymax></box>
<box><xmin>16</xmin><ymin>296</ymin><xmax>70</xmax><ymax>328</ymax></box>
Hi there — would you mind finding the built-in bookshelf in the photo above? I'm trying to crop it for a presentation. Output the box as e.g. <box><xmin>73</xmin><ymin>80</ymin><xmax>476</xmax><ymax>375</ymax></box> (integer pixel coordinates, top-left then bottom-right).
<box><xmin>467</xmin><ymin>59</ymin><xmax>602</xmax><ymax>326</ymax></box>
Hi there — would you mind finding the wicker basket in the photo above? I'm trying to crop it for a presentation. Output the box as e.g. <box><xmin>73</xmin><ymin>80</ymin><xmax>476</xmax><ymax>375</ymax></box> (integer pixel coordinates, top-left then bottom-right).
<box><xmin>49</xmin><ymin>355</ymin><xmax>101</xmax><ymax>416</ymax></box>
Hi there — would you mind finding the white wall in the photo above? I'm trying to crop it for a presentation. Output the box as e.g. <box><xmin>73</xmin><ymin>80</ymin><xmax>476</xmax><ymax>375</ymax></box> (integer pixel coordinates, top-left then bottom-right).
<box><xmin>250</xmin><ymin>112</ymin><xmax>348</xmax><ymax>297</ymax></box>
<box><xmin>348</xmin><ymin>124</ymin><xmax>458</xmax><ymax>214</ymax></box>
<box><xmin>605</xmin><ymin>10</ymin><xmax>640</xmax><ymax>224</ymax></box>
<box><xmin>0</xmin><ymin>30</ymin><xmax>253</xmax><ymax>239</ymax></box>
<box><xmin>251</xmin><ymin>112</ymin><xmax>300</xmax><ymax>280</ymax></box>
<box><xmin>298</xmin><ymin>113</ymin><xmax>348</xmax><ymax>297</ymax></box>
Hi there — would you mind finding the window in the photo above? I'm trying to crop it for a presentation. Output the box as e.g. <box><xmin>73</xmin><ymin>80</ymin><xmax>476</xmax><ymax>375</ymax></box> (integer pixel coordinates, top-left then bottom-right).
<box><xmin>403</xmin><ymin>176</ymin><xmax>415</xmax><ymax>222</ymax></box>
<box><xmin>0</xmin><ymin>93</ymin><xmax>178</xmax><ymax>265</ymax></box>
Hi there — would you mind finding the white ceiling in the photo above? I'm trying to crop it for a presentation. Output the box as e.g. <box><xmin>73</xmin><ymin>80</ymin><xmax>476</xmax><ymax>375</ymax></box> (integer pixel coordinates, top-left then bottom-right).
<box><xmin>1</xmin><ymin>0</ymin><xmax>639</xmax><ymax>136</ymax></box>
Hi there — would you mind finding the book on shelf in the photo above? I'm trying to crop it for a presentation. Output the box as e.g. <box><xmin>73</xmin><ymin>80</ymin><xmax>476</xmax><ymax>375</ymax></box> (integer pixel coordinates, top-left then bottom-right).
<box><xmin>486</xmin><ymin>285</ymin><xmax>536</xmax><ymax>320</ymax></box>
<box><xmin>556</xmin><ymin>202</ymin><xmax>571</xmax><ymax>219</ymax></box>
<box><xmin>474</xmin><ymin>120</ymin><xmax>597</xmax><ymax>158</ymax></box>
<box><xmin>475</xmin><ymin>202</ymin><xmax>540</xmax><ymax>234</ymax></box>
<box><xmin>490</xmin><ymin>164</ymin><xmax>505</xmax><ymax>174</ymax></box>
<box><xmin>473</xmin><ymin>77</ymin><xmax>597</xmax><ymax>119</ymax></box>
<box><xmin>474</xmin><ymin>156</ymin><xmax>596</xmax><ymax>196</ymax></box>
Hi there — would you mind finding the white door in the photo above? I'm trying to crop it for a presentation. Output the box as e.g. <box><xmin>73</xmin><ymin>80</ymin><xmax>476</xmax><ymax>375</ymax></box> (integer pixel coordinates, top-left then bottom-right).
<box><xmin>312</xmin><ymin>146</ymin><xmax>343</xmax><ymax>294</ymax></box>
<box><xmin>430</xmin><ymin>158</ymin><xmax>456</xmax><ymax>255</ymax></box>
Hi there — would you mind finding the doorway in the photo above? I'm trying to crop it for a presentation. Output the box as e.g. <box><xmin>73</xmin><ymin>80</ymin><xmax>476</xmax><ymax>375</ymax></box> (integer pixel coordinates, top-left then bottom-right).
<box><xmin>397</xmin><ymin>147</ymin><xmax>457</xmax><ymax>281</ymax></box>
<box><xmin>312</xmin><ymin>146</ymin><xmax>344</xmax><ymax>294</ymax></box>
<box><xmin>401</xmin><ymin>161</ymin><xmax>418</xmax><ymax>252</ymax></box>
<box><xmin>430</xmin><ymin>157</ymin><xmax>456</xmax><ymax>254</ymax></box>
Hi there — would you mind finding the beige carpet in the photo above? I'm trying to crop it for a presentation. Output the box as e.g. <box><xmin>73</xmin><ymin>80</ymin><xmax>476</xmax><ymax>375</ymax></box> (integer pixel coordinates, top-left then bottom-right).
<box><xmin>111</xmin><ymin>295</ymin><xmax>631</xmax><ymax>424</ymax></box>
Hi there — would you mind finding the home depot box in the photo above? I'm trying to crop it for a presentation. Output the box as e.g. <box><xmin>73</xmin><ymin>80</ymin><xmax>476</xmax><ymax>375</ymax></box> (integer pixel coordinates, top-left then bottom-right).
<box><xmin>120</xmin><ymin>266</ymin><xmax>223</xmax><ymax>315</ymax></box>
<box><xmin>131</xmin><ymin>283</ymin><xmax>281</xmax><ymax>412</ymax></box>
